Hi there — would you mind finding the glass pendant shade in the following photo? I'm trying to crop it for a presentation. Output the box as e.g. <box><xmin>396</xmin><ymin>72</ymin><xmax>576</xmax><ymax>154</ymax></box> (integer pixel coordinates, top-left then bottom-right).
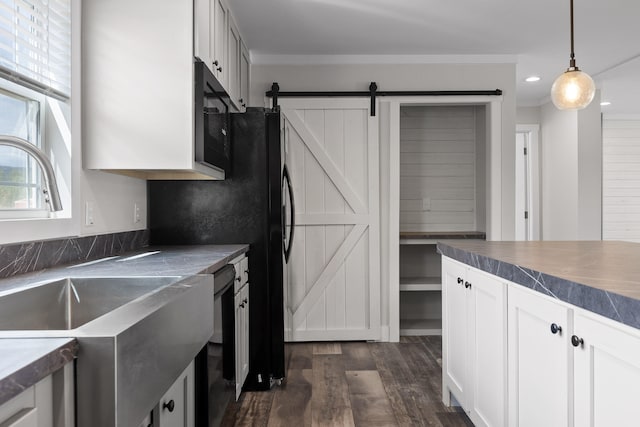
<box><xmin>551</xmin><ymin>69</ymin><xmax>596</xmax><ymax>110</ymax></box>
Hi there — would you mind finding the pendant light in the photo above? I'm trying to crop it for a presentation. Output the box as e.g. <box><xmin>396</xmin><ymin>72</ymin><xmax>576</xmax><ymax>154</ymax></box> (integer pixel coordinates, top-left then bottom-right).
<box><xmin>550</xmin><ymin>0</ymin><xmax>595</xmax><ymax>110</ymax></box>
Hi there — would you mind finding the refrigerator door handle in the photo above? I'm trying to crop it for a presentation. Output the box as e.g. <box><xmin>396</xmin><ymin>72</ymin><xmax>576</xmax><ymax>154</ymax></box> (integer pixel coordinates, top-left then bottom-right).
<box><xmin>282</xmin><ymin>164</ymin><xmax>295</xmax><ymax>262</ymax></box>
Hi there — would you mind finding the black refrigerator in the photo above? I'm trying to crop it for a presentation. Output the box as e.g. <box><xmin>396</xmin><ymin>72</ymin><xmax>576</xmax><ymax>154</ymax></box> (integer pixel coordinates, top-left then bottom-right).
<box><xmin>148</xmin><ymin>108</ymin><xmax>291</xmax><ymax>392</ymax></box>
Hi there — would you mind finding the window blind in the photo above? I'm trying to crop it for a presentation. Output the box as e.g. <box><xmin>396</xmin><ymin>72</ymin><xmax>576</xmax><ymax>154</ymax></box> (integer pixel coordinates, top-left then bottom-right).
<box><xmin>0</xmin><ymin>0</ymin><xmax>71</xmax><ymax>100</ymax></box>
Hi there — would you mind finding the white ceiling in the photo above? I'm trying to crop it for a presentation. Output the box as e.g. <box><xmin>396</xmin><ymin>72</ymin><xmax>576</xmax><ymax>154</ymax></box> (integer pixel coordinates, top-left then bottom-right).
<box><xmin>228</xmin><ymin>0</ymin><xmax>640</xmax><ymax>115</ymax></box>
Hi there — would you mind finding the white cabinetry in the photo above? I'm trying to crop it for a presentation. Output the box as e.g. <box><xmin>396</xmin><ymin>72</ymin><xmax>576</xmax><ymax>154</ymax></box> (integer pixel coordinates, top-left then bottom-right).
<box><xmin>231</xmin><ymin>254</ymin><xmax>250</xmax><ymax>400</ymax></box>
<box><xmin>573</xmin><ymin>310</ymin><xmax>640</xmax><ymax>426</ymax></box>
<box><xmin>507</xmin><ymin>284</ymin><xmax>572</xmax><ymax>427</ymax></box>
<box><xmin>156</xmin><ymin>361</ymin><xmax>195</xmax><ymax>427</ymax></box>
<box><xmin>83</xmin><ymin>0</ymin><xmax>224</xmax><ymax>180</ymax></box>
<box><xmin>211</xmin><ymin>0</ymin><xmax>229</xmax><ymax>86</ymax></box>
<box><xmin>227</xmin><ymin>16</ymin><xmax>241</xmax><ymax>108</ymax></box>
<box><xmin>194</xmin><ymin>0</ymin><xmax>211</xmax><ymax>68</ymax></box>
<box><xmin>0</xmin><ymin>364</ymin><xmax>74</xmax><ymax>427</ymax></box>
<box><xmin>442</xmin><ymin>257</ymin><xmax>507</xmax><ymax>427</ymax></box>
<box><xmin>239</xmin><ymin>42</ymin><xmax>250</xmax><ymax>111</ymax></box>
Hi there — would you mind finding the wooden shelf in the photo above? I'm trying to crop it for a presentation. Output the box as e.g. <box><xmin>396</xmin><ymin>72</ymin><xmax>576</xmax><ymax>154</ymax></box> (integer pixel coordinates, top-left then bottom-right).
<box><xmin>400</xmin><ymin>318</ymin><xmax>442</xmax><ymax>336</ymax></box>
<box><xmin>400</xmin><ymin>277</ymin><xmax>442</xmax><ymax>291</ymax></box>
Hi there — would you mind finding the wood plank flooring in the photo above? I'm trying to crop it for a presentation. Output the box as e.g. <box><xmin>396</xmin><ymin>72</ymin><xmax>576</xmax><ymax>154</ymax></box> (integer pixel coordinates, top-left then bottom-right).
<box><xmin>221</xmin><ymin>336</ymin><xmax>473</xmax><ymax>426</ymax></box>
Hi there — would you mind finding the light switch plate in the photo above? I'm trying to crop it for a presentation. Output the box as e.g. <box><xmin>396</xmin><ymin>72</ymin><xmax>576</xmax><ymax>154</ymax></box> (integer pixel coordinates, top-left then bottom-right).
<box><xmin>85</xmin><ymin>202</ymin><xmax>95</xmax><ymax>226</ymax></box>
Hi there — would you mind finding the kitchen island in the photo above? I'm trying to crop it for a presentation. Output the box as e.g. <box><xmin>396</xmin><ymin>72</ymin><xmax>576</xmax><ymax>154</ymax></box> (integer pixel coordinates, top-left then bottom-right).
<box><xmin>438</xmin><ymin>240</ymin><xmax>640</xmax><ymax>427</ymax></box>
<box><xmin>437</xmin><ymin>240</ymin><xmax>640</xmax><ymax>329</ymax></box>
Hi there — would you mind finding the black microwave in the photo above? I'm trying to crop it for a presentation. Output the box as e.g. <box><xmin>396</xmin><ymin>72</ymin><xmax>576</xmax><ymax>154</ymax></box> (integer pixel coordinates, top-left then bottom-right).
<box><xmin>194</xmin><ymin>60</ymin><xmax>231</xmax><ymax>175</ymax></box>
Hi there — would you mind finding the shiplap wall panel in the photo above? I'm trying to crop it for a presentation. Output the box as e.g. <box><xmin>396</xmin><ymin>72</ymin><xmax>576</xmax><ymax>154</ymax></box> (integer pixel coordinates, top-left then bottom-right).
<box><xmin>603</xmin><ymin>118</ymin><xmax>640</xmax><ymax>242</ymax></box>
<box><xmin>400</xmin><ymin>105</ymin><xmax>476</xmax><ymax>232</ymax></box>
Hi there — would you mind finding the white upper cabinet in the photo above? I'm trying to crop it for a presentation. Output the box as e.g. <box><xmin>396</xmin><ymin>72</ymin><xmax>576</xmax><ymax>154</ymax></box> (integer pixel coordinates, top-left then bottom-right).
<box><xmin>198</xmin><ymin>0</ymin><xmax>250</xmax><ymax>109</ymax></box>
<box><xmin>83</xmin><ymin>0</ymin><xmax>223</xmax><ymax>180</ymax></box>
<box><xmin>239</xmin><ymin>41</ymin><xmax>250</xmax><ymax>111</ymax></box>
<box><xmin>227</xmin><ymin>15</ymin><xmax>241</xmax><ymax>109</ymax></box>
<box><xmin>211</xmin><ymin>0</ymin><xmax>229</xmax><ymax>86</ymax></box>
<box><xmin>194</xmin><ymin>0</ymin><xmax>211</xmax><ymax>67</ymax></box>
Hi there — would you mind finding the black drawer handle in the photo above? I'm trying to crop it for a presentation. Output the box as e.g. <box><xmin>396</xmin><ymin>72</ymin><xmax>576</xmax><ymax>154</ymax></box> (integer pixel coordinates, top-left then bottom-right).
<box><xmin>457</xmin><ymin>277</ymin><xmax>463</xmax><ymax>285</ymax></box>
<box><xmin>163</xmin><ymin>399</ymin><xmax>175</xmax><ymax>412</ymax></box>
<box><xmin>464</xmin><ymin>281</ymin><xmax>472</xmax><ymax>289</ymax></box>
<box><xmin>571</xmin><ymin>335</ymin><xmax>584</xmax><ymax>347</ymax></box>
<box><xmin>236</xmin><ymin>277</ymin><xmax>241</xmax><ymax>282</ymax></box>
<box><xmin>550</xmin><ymin>323</ymin><xmax>562</xmax><ymax>334</ymax></box>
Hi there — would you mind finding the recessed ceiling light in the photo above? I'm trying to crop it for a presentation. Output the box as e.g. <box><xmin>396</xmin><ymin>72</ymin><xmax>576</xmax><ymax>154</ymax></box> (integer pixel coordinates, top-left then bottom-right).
<box><xmin>525</xmin><ymin>76</ymin><xmax>541</xmax><ymax>83</ymax></box>
<box><xmin>600</xmin><ymin>101</ymin><xmax>611</xmax><ymax>106</ymax></box>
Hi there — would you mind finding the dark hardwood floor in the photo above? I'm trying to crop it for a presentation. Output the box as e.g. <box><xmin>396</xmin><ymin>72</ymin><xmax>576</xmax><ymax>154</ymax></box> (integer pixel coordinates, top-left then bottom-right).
<box><xmin>221</xmin><ymin>336</ymin><xmax>473</xmax><ymax>426</ymax></box>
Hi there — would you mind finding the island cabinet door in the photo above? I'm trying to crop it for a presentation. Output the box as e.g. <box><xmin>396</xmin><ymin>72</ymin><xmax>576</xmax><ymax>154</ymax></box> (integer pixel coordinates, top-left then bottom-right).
<box><xmin>573</xmin><ymin>310</ymin><xmax>640</xmax><ymax>427</ymax></box>
<box><xmin>466</xmin><ymin>267</ymin><xmax>507</xmax><ymax>427</ymax></box>
<box><xmin>508</xmin><ymin>285</ymin><xmax>573</xmax><ymax>427</ymax></box>
<box><xmin>442</xmin><ymin>257</ymin><xmax>470</xmax><ymax>408</ymax></box>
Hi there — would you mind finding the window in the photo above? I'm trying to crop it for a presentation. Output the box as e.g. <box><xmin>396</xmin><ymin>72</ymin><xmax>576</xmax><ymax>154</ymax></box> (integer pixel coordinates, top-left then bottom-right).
<box><xmin>0</xmin><ymin>87</ymin><xmax>43</xmax><ymax>212</ymax></box>
<box><xmin>0</xmin><ymin>0</ymin><xmax>70</xmax><ymax>219</ymax></box>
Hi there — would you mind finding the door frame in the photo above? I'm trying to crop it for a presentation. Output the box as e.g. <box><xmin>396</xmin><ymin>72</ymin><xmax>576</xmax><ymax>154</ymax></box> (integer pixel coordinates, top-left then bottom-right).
<box><xmin>515</xmin><ymin>124</ymin><xmax>541</xmax><ymax>241</ymax></box>
<box><xmin>387</xmin><ymin>96</ymin><xmax>503</xmax><ymax>342</ymax></box>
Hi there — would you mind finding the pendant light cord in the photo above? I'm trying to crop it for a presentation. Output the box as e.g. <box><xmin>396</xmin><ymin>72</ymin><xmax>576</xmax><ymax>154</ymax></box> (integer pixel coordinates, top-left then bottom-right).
<box><xmin>569</xmin><ymin>0</ymin><xmax>576</xmax><ymax>68</ymax></box>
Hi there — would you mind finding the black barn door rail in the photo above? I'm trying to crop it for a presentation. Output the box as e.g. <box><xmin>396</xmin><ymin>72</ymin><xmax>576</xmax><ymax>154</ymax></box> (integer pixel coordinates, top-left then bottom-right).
<box><xmin>266</xmin><ymin>82</ymin><xmax>503</xmax><ymax>116</ymax></box>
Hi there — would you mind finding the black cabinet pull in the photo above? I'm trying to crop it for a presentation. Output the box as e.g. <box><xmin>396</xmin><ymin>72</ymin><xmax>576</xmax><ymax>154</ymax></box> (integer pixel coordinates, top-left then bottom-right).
<box><xmin>550</xmin><ymin>323</ymin><xmax>562</xmax><ymax>334</ymax></box>
<box><xmin>236</xmin><ymin>277</ymin><xmax>241</xmax><ymax>282</ymax></box>
<box><xmin>213</xmin><ymin>60</ymin><xmax>219</xmax><ymax>66</ymax></box>
<box><xmin>571</xmin><ymin>335</ymin><xmax>584</xmax><ymax>347</ymax></box>
<box><xmin>457</xmin><ymin>277</ymin><xmax>463</xmax><ymax>285</ymax></box>
<box><xmin>163</xmin><ymin>399</ymin><xmax>175</xmax><ymax>412</ymax></box>
<box><xmin>464</xmin><ymin>281</ymin><xmax>472</xmax><ymax>289</ymax></box>
<box><xmin>216</xmin><ymin>66</ymin><xmax>223</xmax><ymax>72</ymax></box>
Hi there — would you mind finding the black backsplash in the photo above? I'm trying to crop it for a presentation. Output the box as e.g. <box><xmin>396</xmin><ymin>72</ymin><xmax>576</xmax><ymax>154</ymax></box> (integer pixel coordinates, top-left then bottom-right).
<box><xmin>0</xmin><ymin>230</ymin><xmax>149</xmax><ymax>279</ymax></box>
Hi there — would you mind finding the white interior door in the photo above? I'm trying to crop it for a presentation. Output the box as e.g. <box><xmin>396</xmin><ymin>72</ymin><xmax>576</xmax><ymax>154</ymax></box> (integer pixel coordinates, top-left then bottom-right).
<box><xmin>281</xmin><ymin>98</ymin><xmax>380</xmax><ymax>342</ymax></box>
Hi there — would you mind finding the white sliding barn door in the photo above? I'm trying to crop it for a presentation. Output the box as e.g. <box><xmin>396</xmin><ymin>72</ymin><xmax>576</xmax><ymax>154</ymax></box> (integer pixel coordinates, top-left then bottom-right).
<box><xmin>281</xmin><ymin>99</ymin><xmax>380</xmax><ymax>342</ymax></box>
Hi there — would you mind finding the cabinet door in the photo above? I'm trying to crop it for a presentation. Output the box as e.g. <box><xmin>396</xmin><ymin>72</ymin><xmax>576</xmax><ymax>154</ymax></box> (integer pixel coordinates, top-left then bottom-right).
<box><xmin>239</xmin><ymin>42</ymin><xmax>250</xmax><ymax>111</ymax></box>
<box><xmin>240</xmin><ymin>284</ymin><xmax>250</xmax><ymax>387</ymax></box>
<box><xmin>0</xmin><ymin>375</ymin><xmax>53</xmax><ymax>427</ymax></box>
<box><xmin>193</xmin><ymin>0</ymin><xmax>211</xmax><ymax>69</ymax></box>
<box><xmin>508</xmin><ymin>285</ymin><xmax>572</xmax><ymax>427</ymax></box>
<box><xmin>442</xmin><ymin>257</ymin><xmax>469</xmax><ymax>407</ymax></box>
<box><xmin>467</xmin><ymin>268</ymin><xmax>507</xmax><ymax>427</ymax></box>
<box><xmin>234</xmin><ymin>285</ymin><xmax>249</xmax><ymax>400</ymax></box>
<box><xmin>574</xmin><ymin>310</ymin><xmax>640</xmax><ymax>426</ymax></box>
<box><xmin>227</xmin><ymin>16</ymin><xmax>241</xmax><ymax>107</ymax></box>
<box><xmin>158</xmin><ymin>361</ymin><xmax>195</xmax><ymax>427</ymax></box>
<box><xmin>211</xmin><ymin>0</ymin><xmax>228</xmax><ymax>85</ymax></box>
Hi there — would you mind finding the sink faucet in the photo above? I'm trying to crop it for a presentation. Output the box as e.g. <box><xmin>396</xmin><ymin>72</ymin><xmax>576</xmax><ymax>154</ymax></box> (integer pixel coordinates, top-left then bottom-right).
<box><xmin>0</xmin><ymin>135</ymin><xmax>63</xmax><ymax>212</ymax></box>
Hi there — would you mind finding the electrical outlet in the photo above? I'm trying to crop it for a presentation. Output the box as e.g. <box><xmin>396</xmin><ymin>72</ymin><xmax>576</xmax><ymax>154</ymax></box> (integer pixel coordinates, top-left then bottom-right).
<box><xmin>85</xmin><ymin>202</ymin><xmax>95</xmax><ymax>226</ymax></box>
<box><xmin>133</xmin><ymin>202</ymin><xmax>141</xmax><ymax>224</ymax></box>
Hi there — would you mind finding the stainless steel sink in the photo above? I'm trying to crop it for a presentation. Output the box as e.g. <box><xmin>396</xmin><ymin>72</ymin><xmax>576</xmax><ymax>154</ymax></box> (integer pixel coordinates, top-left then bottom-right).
<box><xmin>0</xmin><ymin>274</ymin><xmax>214</xmax><ymax>427</ymax></box>
<box><xmin>0</xmin><ymin>276</ymin><xmax>178</xmax><ymax>330</ymax></box>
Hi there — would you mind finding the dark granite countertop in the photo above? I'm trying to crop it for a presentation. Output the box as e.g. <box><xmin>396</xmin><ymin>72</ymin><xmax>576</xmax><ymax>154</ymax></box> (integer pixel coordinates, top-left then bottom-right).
<box><xmin>0</xmin><ymin>244</ymin><xmax>248</xmax><ymax>293</ymax></box>
<box><xmin>0</xmin><ymin>338</ymin><xmax>78</xmax><ymax>405</ymax></box>
<box><xmin>437</xmin><ymin>240</ymin><xmax>640</xmax><ymax>330</ymax></box>
<box><xmin>400</xmin><ymin>231</ymin><xmax>486</xmax><ymax>240</ymax></box>
<box><xmin>0</xmin><ymin>244</ymin><xmax>249</xmax><ymax>404</ymax></box>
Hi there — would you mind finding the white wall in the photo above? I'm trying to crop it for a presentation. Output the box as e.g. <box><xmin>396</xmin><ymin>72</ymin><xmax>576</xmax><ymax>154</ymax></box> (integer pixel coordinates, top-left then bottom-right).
<box><xmin>540</xmin><ymin>94</ymin><xmax>602</xmax><ymax>240</ymax></box>
<box><xmin>517</xmin><ymin>106</ymin><xmax>541</xmax><ymax>124</ymax></box>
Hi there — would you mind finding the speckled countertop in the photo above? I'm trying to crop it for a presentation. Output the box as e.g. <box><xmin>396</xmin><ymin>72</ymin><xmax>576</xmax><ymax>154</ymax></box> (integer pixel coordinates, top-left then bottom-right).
<box><xmin>0</xmin><ymin>338</ymin><xmax>78</xmax><ymax>405</ymax></box>
<box><xmin>0</xmin><ymin>244</ymin><xmax>248</xmax><ymax>405</ymax></box>
<box><xmin>437</xmin><ymin>240</ymin><xmax>640</xmax><ymax>330</ymax></box>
